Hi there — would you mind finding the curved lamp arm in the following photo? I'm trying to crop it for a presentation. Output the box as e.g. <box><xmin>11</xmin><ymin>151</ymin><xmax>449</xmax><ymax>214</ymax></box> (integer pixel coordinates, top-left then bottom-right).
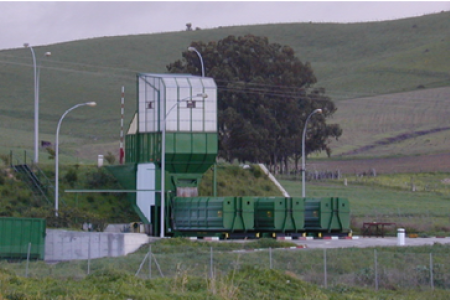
<box><xmin>301</xmin><ymin>108</ymin><xmax>322</xmax><ymax>198</ymax></box>
<box><xmin>188</xmin><ymin>47</ymin><xmax>205</xmax><ymax>77</ymax></box>
<box><xmin>55</xmin><ymin>102</ymin><xmax>96</xmax><ymax>216</ymax></box>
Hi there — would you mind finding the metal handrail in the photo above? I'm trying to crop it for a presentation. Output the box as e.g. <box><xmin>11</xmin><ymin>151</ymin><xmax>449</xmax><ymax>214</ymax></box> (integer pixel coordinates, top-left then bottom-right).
<box><xmin>10</xmin><ymin>151</ymin><xmax>58</xmax><ymax>206</ymax></box>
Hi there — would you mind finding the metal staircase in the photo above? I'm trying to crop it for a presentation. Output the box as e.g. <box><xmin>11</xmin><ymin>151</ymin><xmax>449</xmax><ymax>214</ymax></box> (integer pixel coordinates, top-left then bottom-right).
<box><xmin>10</xmin><ymin>151</ymin><xmax>54</xmax><ymax>206</ymax></box>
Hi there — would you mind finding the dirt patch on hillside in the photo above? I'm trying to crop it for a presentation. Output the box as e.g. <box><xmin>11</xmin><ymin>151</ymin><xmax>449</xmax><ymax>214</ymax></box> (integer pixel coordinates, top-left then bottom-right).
<box><xmin>340</xmin><ymin>127</ymin><xmax>450</xmax><ymax>156</ymax></box>
<box><xmin>309</xmin><ymin>153</ymin><xmax>450</xmax><ymax>175</ymax></box>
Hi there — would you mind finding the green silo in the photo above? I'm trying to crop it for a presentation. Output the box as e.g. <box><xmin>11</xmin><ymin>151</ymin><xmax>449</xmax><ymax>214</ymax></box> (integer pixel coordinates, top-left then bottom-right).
<box><xmin>108</xmin><ymin>73</ymin><xmax>218</xmax><ymax>236</ymax></box>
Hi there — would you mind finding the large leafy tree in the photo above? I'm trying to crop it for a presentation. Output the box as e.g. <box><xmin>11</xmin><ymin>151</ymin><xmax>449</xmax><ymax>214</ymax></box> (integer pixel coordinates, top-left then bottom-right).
<box><xmin>167</xmin><ymin>35</ymin><xmax>342</xmax><ymax>173</ymax></box>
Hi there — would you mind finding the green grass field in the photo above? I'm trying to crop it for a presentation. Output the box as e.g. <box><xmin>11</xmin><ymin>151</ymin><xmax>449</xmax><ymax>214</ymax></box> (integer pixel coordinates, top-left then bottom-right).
<box><xmin>1</xmin><ymin>11</ymin><xmax>450</xmax><ymax>163</ymax></box>
<box><xmin>2</xmin><ymin>12</ymin><xmax>450</xmax><ymax>298</ymax></box>
<box><xmin>327</xmin><ymin>87</ymin><xmax>450</xmax><ymax>157</ymax></box>
<box><xmin>4</xmin><ymin>238</ymin><xmax>450</xmax><ymax>298</ymax></box>
<box><xmin>279</xmin><ymin>174</ymin><xmax>450</xmax><ymax>236</ymax></box>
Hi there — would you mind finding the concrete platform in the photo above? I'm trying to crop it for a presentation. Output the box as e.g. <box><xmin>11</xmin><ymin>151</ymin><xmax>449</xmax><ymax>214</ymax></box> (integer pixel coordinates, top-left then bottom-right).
<box><xmin>45</xmin><ymin>229</ymin><xmax>151</xmax><ymax>261</ymax></box>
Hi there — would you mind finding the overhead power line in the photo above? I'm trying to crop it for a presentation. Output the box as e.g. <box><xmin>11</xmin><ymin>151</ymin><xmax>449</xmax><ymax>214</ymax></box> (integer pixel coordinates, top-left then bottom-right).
<box><xmin>1</xmin><ymin>54</ymin><xmax>447</xmax><ymax>101</ymax></box>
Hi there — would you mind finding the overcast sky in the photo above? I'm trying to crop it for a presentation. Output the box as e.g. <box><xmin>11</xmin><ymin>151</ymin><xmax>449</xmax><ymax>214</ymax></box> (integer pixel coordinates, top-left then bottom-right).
<box><xmin>1</xmin><ymin>1</ymin><xmax>449</xmax><ymax>51</ymax></box>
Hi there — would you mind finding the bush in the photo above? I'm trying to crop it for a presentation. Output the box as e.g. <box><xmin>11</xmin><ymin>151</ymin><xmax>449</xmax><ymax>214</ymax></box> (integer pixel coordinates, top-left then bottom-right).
<box><xmin>46</xmin><ymin>147</ymin><xmax>55</xmax><ymax>160</ymax></box>
<box><xmin>250</xmin><ymin>165</ymin><xmax>263</xmax><ymax>178</ymax></box>
<box><xmin>0</xmin><ymin>154</ymin><xmax>10</xmax><ymax>166</ymax></box>
<box><xmin>64</xmin><ymin>168</ymin><xmax>78</xmax><ymax>187</ymax></box>
<box><xmin>104</xmin><ymin>152</ymin><xmax>116</xmax><ymax>165</ymax></box>
<box><xmin>87</xmin><ymin>168</ymin><xmax>116</xmax><ymax>188</ymax></box>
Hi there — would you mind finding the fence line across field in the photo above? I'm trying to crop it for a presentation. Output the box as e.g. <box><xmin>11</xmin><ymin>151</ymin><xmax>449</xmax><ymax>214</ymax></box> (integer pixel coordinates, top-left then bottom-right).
<box><xmin>1</xmin><ymin>244</ymin><xmax>448</xmax><ymax>291</ymax></box>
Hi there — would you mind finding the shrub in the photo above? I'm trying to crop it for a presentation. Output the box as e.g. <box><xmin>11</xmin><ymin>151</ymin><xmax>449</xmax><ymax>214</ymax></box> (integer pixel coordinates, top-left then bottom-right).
<box><xmin>46</xmin><ymin>147</ymin><xmax>55</xmax><ymax>160</ymax></box>
<box><xmin>64</xmin><ymin>168</ymin><xmax>78</xmax><ymax>187</ymax></box>
<box><xmin>250</xmin><ymin>165</ymin><xmax>263</xmax><ymax>178</ymax></box>
<box><xmin>104</xmin><ymin>152</ymin><xmax>116</xmax><ymax>165</ymax></box>
<box><xmin>87</xmin><ymin>168</ymin><xmax>116</xmax><ymax>188</ymax></box>
<box><xmin>0</xmin><ymin>154</ymin><xmax>10</xmax><ymax>166</ymax></box>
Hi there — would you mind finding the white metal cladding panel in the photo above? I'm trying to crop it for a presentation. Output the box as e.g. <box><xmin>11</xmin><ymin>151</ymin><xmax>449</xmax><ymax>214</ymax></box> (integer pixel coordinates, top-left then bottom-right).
<box><xmin>190</xmin><ymin>76</ymin><xmax>206</xmax><ymax>132</ymax></box>
<box><xmin>204</xmin><ymin>89</ymin><xmax>217</xmax><ymax>132</ymax></box>
<box><xmin>168</xmin><ymin>100</ymin><xmax>205</xmax><ymax>132</ymax></box>
<box><xmin>137</xmin><ymin>77</ymin><xmax>146</xmax><ymax>132</ymax></box>
<box><xmin>191</xmin><ymin>104</ymin><xmax>203</xmax><ymax>131</ymax></box>
<box><xmin>136</xmin><ymin>163</ymin><xmax>156</xmax><ymax>223</ymax></box>
<box><xmin>200</xmin><ymin>78</ymin><xmax>217</xmax><ymax>132</ymax></box>
<box><xmin>138</xmin><ymin>76</ymin><xmax>159</xmax><ymax>133</ymax></box>
<box><xmin>174</xmin><ymin>77</ymin><xmax>191</xmax><ymax>88</ymax></box>
<box><xmin>189</xmin><ymin>77</ymin><xmax>204</xmax><ymax>88</ymax></box>
<box><xmin>154</xmin><ymin>78</ymin><xmax>164</xmax><ymax>133</ymax></box>
<box><xmin>136</xmin><ymin>74</ymin><xmax>217</xmax><ymax>133</ymax></box>
<box><xmin>174</xmin><ymin>78</ymin><xmax>193</xmax><ymax>131</ymax></box>
<box><xmin>188</xmin><ymin>77</ymin><xmax>206</xmax><ymax>98</ymax></box>
<box><xmin>202</xmin><ymin>78</ymin><xmax>217</xmax><ymax>88</ymax></box>
<box><xmin>161</xmin><ymin>77</ymin><xmax>178</xmax><ymax>88</ymax></box>
<box><xmin>164</xmin><ymin>88</ymin><xmax>179</xmax><ymax>131</ymax></box>
<box><xmin>178</xmin><ymin>104</ymin><xmax>193</xmax><ymax>132</ymax></box>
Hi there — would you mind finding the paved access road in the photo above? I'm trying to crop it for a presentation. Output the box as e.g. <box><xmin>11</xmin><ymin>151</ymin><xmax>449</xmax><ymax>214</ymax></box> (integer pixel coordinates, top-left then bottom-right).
<box><xmin>293</xmin><ymin>237</ymin><xmax>450</xmax><ymax>249</ymax></box>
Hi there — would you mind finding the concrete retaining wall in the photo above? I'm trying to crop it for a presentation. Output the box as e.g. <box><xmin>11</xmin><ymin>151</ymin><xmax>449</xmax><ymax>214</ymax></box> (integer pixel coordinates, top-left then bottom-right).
<box><xmin>45</xmin><ymin>229</ymin><xmax>150</xmax><ymax>261</ymax></box>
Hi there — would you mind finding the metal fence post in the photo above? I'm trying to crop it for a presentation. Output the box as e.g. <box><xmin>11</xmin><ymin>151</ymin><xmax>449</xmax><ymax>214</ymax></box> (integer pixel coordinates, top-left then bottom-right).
<box><xmin>324</xmin><ymin>248</ymin><xmax>328</xmax><ymax>288</ymax></box>
<box><xmin>269</xmin><ymin>247</ymin><xmax>273</xmax><ymax>269</ymax></box>
<box><xmin>135</xmin><ymin>252</ymin><xmax>150</xmax><ymax>276</ymax></box>
<box><xmin>374</xmin><ymin>249</ymin><xmax>378</xmax><ymax>291</ymax></box>
<box><xmin>149</xmin><ymin>245</ymin><xmax>152</xmax><ymax>279</ymax></box>
<box><xmin>210</xmin><ymin>247</ymin><xmax>214</xmax><ymax>279</ymax></box>
<box><xmin>25</xmin><ymin>242</ymin><xmax>31</xmax><ymax>278</ymax></box>
<box><xmin>152</xmin><ymin>252</ymin><xmax>164</xmax><ymax>277</ymax></box>
<box><xmin>430</xmin><ymin>253</ymin><xmax>434</xmax><ymax>290</ymax></box>
<box><xmin>87</xmin><ymin>235</ymin><xmax>91</xmax><ymax>275</ymax></box>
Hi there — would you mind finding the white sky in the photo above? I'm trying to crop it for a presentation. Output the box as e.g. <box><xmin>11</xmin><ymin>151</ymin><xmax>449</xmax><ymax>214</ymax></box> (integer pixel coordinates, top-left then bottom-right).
<box><xmin>1</xmin><ymin>1</ymin><xmax>449</xmax><ymax>50</ymax></box>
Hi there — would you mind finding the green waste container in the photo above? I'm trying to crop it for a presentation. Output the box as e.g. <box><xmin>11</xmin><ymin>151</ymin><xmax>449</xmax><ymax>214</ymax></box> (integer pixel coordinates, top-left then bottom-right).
<box><xmin>254</xmin><ymin>197</ymin><xmax>305</xmax><ymax>233</ymax></box>
<box><xmin>304</xmin><ymin>198</ymin><xmax>350</xmax><ymax>233</ymax></box>
<box><xmin>171</xmin><ymin>197</ymin><xmax>255</xmax><ymax>232</ymax></box>
<box><xmin>0</xmin><ymin>217</ymin><xmax>46</xmax><ymax>260</ymax></box>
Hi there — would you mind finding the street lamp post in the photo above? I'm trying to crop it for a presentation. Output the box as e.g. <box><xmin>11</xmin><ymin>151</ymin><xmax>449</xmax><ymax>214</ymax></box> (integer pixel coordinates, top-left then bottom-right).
<box><xmin>55</xmin><ymin>102</ymin><xmax>96</xmax><ymax>217</ymax></box>
<box><xmin>301</xmin><ymin>109</ymin><xmax>322</xmax><ymax>198</ymax></box>
<box><xmin>187</xmin><ymin>47</ymin><xmax>205</xmax><ymax>77</ymax></box>
<box><xmin>24</xmin><ymin>43</ymin><xmax>51</xmax><ymax>164</ymax></box>
<box><xmin>36</xmin><ymin>51</ymin><xmax>52</xmax><ymax>111</ymax></box>
<box><xmin>160</xmin><ymin>93</ymin><xmax>208</xmax><ymax>237</ymax></box>
<box><xmin>188</xmin><ymin>46</ymin><xmax>218</xmax><ymax>197</ymax></box>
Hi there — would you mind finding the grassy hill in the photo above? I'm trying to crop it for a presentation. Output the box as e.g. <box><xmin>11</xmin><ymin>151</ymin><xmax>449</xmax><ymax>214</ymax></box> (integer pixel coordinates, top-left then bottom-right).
<box><xmin>0</xmin><ymin>162</ymin><xmax>282</xmax><ymax>226</ymax></box>
<box><xmin>0</xmin><ymin>11</ymin><xmax>449</xmax><ymax>165</ymax></box>
<box><xmin>3</xmin><ymin>13</ymin><xmax>450</xmax><ymax>296</ymax></box>
<box><xmin>324</xmin><ymin>86</ymin><xmax>450</xmax><ymax>159</ymax></box>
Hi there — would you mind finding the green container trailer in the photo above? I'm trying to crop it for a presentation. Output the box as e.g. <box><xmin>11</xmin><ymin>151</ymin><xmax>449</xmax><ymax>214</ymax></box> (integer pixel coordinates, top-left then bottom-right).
<box><xmin>0</xmin><ymin>217</ymin><xmax>46</xmax><ymax>260</ymax></box>
<box><xmin>304</xmin><ymin>198</ymin><xmax>350</xmax><ymax>233</ymax></box>
<box><xmin>254</xmin><ymin>197</ymin><xmax>305</xmax><ymax>233</ymax></box>
<box><xmin>171</xmin><ymin>197</ymin><xmax>255</xmax><ymax>234</ymax></box>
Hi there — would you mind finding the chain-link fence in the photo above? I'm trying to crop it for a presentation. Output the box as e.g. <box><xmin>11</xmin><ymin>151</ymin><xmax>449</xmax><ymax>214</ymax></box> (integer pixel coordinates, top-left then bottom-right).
<box><xmin>2</xmin><ymin>244</ymin><xmax>450</xmax><ymax>291</ymax></box>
